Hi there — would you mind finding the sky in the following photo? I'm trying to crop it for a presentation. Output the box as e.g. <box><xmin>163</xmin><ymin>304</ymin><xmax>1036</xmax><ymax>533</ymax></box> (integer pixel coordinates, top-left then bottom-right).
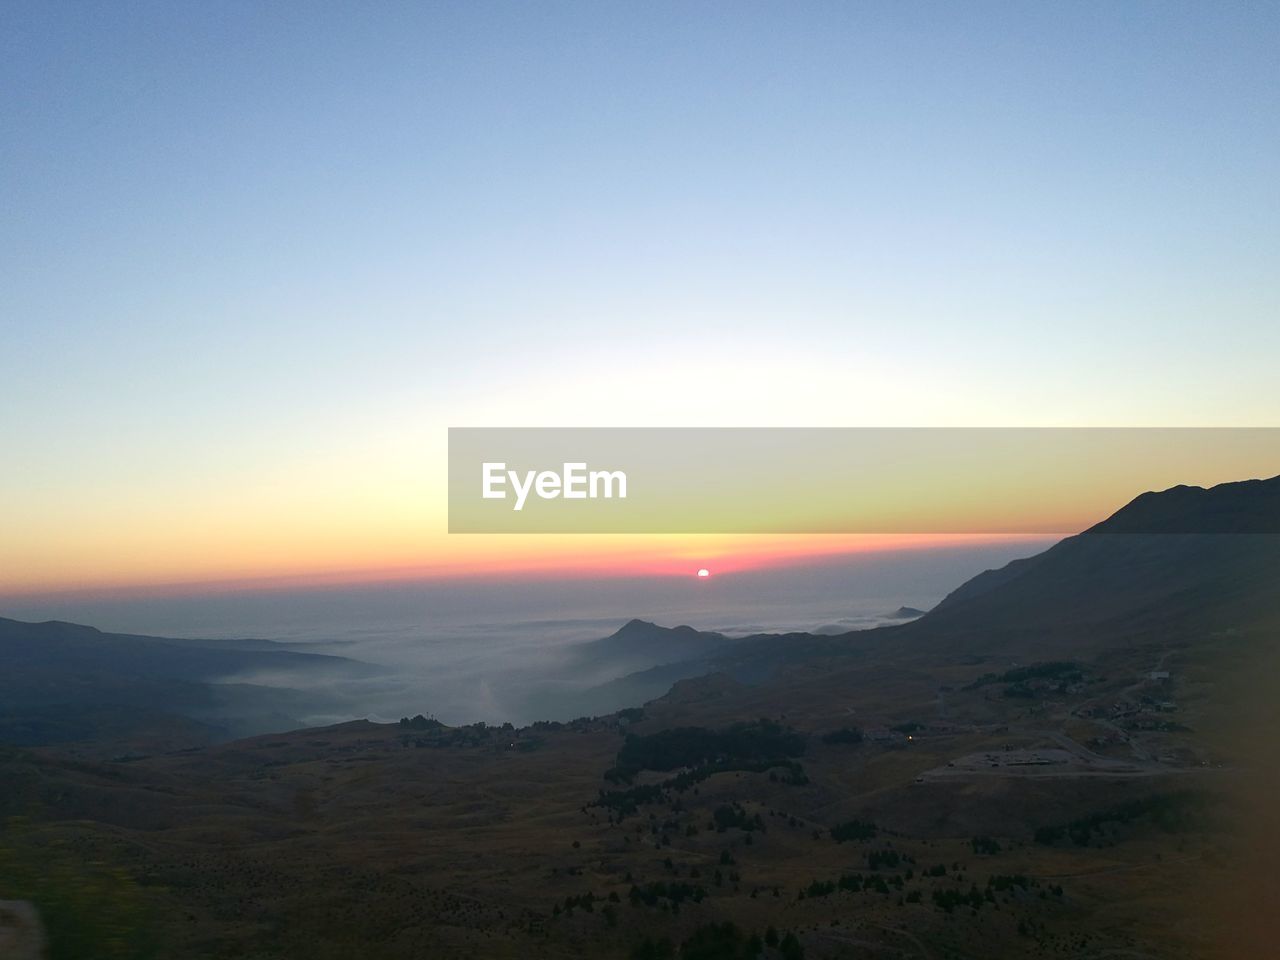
<box><xmin>2</xmin><ymin>2</ymin><xmax>1278</xmax><ymax>597</ymax></box>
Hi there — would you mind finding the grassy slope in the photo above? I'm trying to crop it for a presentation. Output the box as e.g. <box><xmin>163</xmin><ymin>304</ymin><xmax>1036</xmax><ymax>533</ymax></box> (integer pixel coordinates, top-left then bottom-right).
<box><xmin>5</xmin><ymin>478</ymin><xmax>1279</xmax><ymax>958</ymax></box>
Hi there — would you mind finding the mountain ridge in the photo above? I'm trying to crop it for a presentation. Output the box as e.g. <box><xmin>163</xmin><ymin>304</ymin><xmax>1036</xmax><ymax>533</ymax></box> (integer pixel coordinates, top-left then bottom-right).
<box><xmin>4</xmin><ymin>475</ymin><xmax>1279</xmax><ymax>958</ymax></box>
<box><xmin>0</xmin><ymin>616</ymin><xmax>382</xmax><ymax>748</ymax></box>
<box><xmin>579</xmin><ymin>475</ymin><xmax>1280</xmax><ymax>690</ymax></box>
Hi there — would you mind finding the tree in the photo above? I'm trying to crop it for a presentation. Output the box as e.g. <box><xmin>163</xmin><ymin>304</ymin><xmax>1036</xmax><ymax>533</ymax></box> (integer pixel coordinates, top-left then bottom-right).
<box><xmin>630</xmin><ymin>936</ymin><xmax>674</xmax><ymax>960</ymax></box>
<box><xmin>780</xmin><ymin>930</ymin><xmax>804</xmax><ymax>959</ymax></box>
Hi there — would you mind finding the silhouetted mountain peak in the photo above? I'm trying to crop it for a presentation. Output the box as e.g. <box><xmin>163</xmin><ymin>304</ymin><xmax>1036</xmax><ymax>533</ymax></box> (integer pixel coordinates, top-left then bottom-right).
<box><xmin>570</xmin><ymin>620</ymin><xmax>736</xmax><ymax>676</ymax></box>
<box><xmin>1087</xmin><ymin>474</ymin><xmax>1280</xmax><ymax>534</ymax></box>
<box><xmin>922</xmin><ymin>474</ymin><xmax>1280</xmax><ymax>652</ymax></box>
<box><xmin>614</xmin><ymin>619</ymin><xmax>704</xmax><ymax>640</ymax></box>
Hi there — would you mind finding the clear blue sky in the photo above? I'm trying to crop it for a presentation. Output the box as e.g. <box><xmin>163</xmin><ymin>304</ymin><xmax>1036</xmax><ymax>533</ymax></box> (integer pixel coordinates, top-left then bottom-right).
<box><xmin>2</xmin><ymin>1</ymin><xmax>1278</xmax><ymax>592</ymax></box>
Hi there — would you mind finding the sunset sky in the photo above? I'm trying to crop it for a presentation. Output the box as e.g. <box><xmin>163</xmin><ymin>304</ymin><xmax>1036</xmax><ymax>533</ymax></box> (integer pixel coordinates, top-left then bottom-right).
<box><xmin>3</xmin><ymin>3</ymin><xmax>1278</xmax><ymax>597</ymax></box>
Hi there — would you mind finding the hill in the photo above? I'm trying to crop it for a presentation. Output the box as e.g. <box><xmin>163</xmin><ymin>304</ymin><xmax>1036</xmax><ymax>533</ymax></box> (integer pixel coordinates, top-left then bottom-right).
<box><xmin>912</xmin><ymin>475</ymin><xmax>1280</xmax><ymax>653</ymax></box>
<box><xmin>2</xmin><ymin>475</ymin><xmax>1278</xmax><ymax>958</ymax></box>
<box><xmin>0</xmin><ymin>617</ymin><xmax>380</xmax><ymax>749</ymax></box>
<box><xmin>567</xmin><ymin>618</ymin><xmax>739</xmax><ymax>674</ymax></box>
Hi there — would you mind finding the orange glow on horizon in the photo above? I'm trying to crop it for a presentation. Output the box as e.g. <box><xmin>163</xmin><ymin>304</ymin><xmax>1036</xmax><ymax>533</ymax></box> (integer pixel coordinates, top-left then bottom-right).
<box><xmin>0</xmin><ymin>532</ymin><xmax>1052</xmax><ymax>603</ymax></box>
<box><xmin>10</xmin><ymin>428</ymin><xmax>1268</xmax><ymax>603</ymax></box>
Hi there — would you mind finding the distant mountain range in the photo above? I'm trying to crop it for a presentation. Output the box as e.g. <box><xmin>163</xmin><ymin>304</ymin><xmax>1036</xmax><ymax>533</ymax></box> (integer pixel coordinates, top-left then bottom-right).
<box><xmin>915</xmin><ymin>474</ymin><xmax>1280</xmax><ymax>651</ymax></box>
<box><xmin>4</xmin><ymin>474</ymin><xmax>1279</xmax><ymax>958</ymax></box>
<box><xmin>0</xmin><ymin>617</ymin><xmax>378</xmax><ymax>748</ymax></box>
<box><xmin>567</xmin><ymin>618</ymin><xmax>738</xmax><ymax>672</ymax></box>
<box><xmin>4</xmin><ymin>474</ymin><xmax>1278</xmax><ymax>749</ymax></box>
<box><xmin>554</xmin><ymin>474</ymin><xmax>1280</xmax><ymax>704</ymax></box>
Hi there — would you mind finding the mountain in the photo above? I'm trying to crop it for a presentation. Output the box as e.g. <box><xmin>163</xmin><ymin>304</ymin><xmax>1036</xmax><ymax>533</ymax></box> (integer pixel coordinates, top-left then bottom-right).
<box><xmin>557</xmin><ymin>476</ymin><xmax>1280</xmax><ymax>714</ymax></box>
<box><xmin>0</xmin><ymin>617</ymin><xmax>371</xmax><ymax>681</ymax></box>
<box><xmin>0</xmin><ymin>617</ymin><xmax>380</xmax><ymax>749</ymax></box>
<box><xmin>901</xmin><ymin>475</ymin><xmax>1280</xmax><ymax>656</ymax></box>
<box><xmin>4</xmin><ymin>476</ymin><xmax>1279</xmax><ymax>959</ymax></box>
<box><xmin>566</xmin><ymin>618</ymin><xmax>740</xmax><ymax>674</ymax></box>
<box><xmin>1086</xmin><ymin>476</ymin><xmax>1280</xmax><ymax>534</ymax></box>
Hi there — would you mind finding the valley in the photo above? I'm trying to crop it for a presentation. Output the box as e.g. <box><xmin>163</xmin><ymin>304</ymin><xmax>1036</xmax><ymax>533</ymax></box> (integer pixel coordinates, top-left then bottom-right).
<box><xmin>2</xmin><ymin>476</ymin><xmax>1279</xmax><ymax>959</ymax></box>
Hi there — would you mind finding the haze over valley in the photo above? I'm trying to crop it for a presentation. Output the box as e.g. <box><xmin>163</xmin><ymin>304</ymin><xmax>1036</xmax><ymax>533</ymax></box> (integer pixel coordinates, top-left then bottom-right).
<box><xmin>1</xmin><ymin>541</ymin><xmax>1044</xmax><ymax>739</ymax></box>
<box><xmin>5</xmin><ymin>4</ymin><xmax>1278</xmax><ymax>957</ymax></box>
<box><xmin>3</xmin><ymin>477</ymin><xmax>1279</xmax><ymax>958</ymax></box>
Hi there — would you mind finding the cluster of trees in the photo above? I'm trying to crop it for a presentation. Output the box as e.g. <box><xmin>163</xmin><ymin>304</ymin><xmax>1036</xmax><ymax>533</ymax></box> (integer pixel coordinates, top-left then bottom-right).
<box><xmin>932</xmin><ymin>885</ymin><xmax>990</xmax><ymax>913</ymax></box>
<box><xmin>770</xmin><ymin>863</ymin><xmax>1065</xmax><ymax>915</ymax></box>
<box><xmin>970</xmin><ymin>836</ymin><xmax>1002</xmax><ymax>855</ymax></box>
<box><xmin>397</xmin><ymin>717</ymin><xmax>548</xmax><ymax>751</ymax></box>
<box><xmin>867</xmin><ymin>848</ymin><xmax>906</xmax><ymax>870</ymax></box>
<box><xmin>830</xmin><ymin>819</ymin><xmax>878</xmax><ymax>842</ymax></box>
<box><xmin>964</xmin><ymin>661</ymin><xmax>1083</xmax><ymax>691</ymax></box>
<box><xmin>711</xmin><ymin>803</ymin><xmax>766</xmax><ymax>833</ymax></box>
<box><xmin>800</xmin><ymin>871</ymin><xmax>899</xmax><ymax>899</ymax></box>
<box><xmin>608</xmin><ymin>720</ymin><xmax>806</xmax><ymax>781</ymax></box>
<box><xmin>594</xmin><ymin>728</ymin><xmax>809</xmax><ymax>820</ymax></box>
<box><xmin>552</xmin><ymin>890</ymin><xmax>621</xmax><ymax>916</ymax></box>
<box><xmin>627</xmin><ymin>880</ymin><xmax>707</xmax><ymax>908</ymax></box>
<box><xmin>527</xmin><ymin>715</ymin><xmax>607</xmax><ymax>733</ymax></box>
<box><xmin>931</xmin><ymin>875</ymin><xmax>1065</xmax><ymax>913</ymax></box>
<box><xmin>1034</xmin><ymin>791</ymin><xmax>1209</xmax><ymax>847</ymax></box>
<box><xmin>630</xmin><ymin>922</ymin><xmax>803</xmax><ymax>960</ymax></box>
<box><xmin>562</xmin><ymin>877</ymin><xmax>818</xmax><ymax>923</ymax></box>
<box><xmin>594</xmin><ymin>783</ymin><xmax>665</xmax><ymax>817</ymax></box>
<box><xmin>397</xmin><ymin>714</ymin><xmax>441</xmax><ymax>730</ymax></box>
<box><xmin>664</xmin><ymin>758</ymin><xmax>806</xmax><ymax>793</ymax></box>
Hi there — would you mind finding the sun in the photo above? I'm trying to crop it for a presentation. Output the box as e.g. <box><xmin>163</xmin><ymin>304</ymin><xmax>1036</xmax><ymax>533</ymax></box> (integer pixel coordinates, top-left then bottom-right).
<box><xmin>696</xmin><ymin>568</ymin><xmax>710</xmax><ymax>578</ymax></box>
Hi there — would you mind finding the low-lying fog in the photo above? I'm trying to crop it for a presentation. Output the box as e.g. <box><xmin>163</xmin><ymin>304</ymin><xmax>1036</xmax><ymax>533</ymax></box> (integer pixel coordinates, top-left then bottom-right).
<box><xmin>7</xmin><ymin>541</ymin><xmax>1049</xmax><ymax>729</ymax></box>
